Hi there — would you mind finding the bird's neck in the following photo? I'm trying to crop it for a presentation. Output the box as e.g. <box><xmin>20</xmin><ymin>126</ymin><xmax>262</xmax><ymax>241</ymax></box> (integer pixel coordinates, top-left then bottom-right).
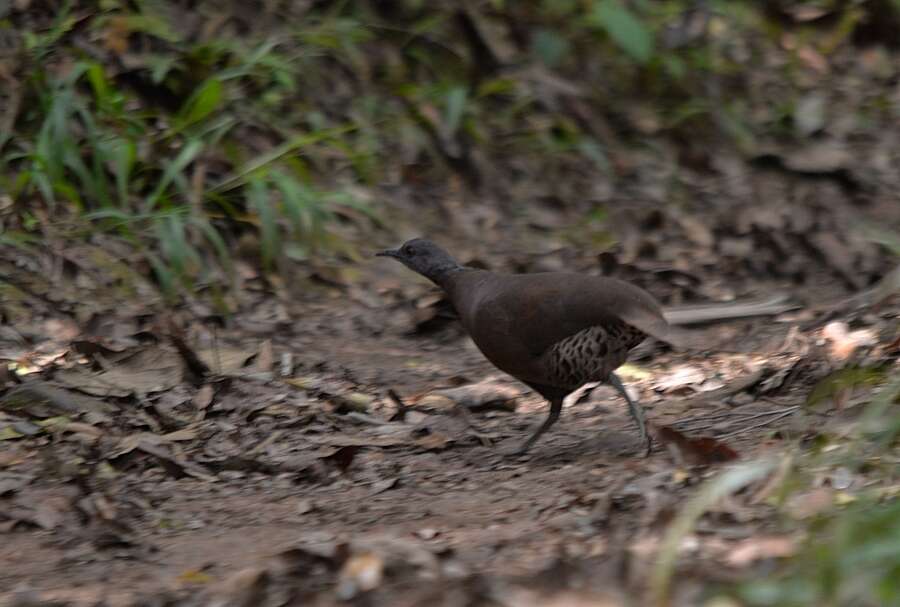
<box><xmin>428</xmin><ymin>264</ymin><xmax>466</xmax><ymax>289</ymax></box>
<box><xmin>440</xmin><ymin>266</ymin><xmax>485</xmax><ymax>299</ymax></box>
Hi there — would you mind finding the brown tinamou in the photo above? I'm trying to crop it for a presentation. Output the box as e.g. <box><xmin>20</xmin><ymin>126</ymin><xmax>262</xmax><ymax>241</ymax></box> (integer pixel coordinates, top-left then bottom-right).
<box><xmin>377</xmin><ymin>238</ymin><xmax>668</xmax><ymax>454</ymax></box>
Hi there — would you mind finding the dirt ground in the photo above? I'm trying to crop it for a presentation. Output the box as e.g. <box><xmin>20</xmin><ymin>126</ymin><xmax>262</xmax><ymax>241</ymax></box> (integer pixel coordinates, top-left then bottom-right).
<box><xmin>1</xmin><ymin>181</ymin><xmax>899</xmax><ymax>606</ymax></box>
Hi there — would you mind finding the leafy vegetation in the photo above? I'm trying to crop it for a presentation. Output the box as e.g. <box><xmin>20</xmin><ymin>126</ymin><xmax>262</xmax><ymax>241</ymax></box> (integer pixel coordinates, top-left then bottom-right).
<box><xmin>3</xmin><ymin>0</ymin><xmax>897</xmax><ymax>296</ymax></box>
<box><xmin>733</xmin><ymin>376</ymin><xmax>900</xmax><ymax>606</ymax></box>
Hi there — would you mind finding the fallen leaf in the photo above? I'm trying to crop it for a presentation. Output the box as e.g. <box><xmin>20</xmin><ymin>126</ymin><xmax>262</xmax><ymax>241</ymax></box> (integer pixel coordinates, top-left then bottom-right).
<box><xmin>124</xmin><ymin>442</ymin><xmax>216</xmax><ymax>481</ymax></box>
<box><xmin>33</xmin><ymin>496</ymin><xmax>71</xmax><ymax>529</ymax></box>
<box><xmin>414</xmin><ymin>431</ymin><xmax>452</xmax><ymax>451</ymax></box>
<box><xmin>318</xmin><ymin>445</ymin><xmax>360</xmax><ymax>472</ymax></box>
<box><xmin>370</xmin><ymin>478</ymin><xmax>398</xmax><ymax>495</ymax></box>
<box><xmin>726</xmin><ymin>536</ymin><xmax>796</xmax><ymax>567</ymax></box>
<box><xmin>329</xmin><ymin>392</ymin><xmax>374</xmax><ymax>414</ymax></box>
<box><xmin>655</xmin><ymin>425</ymin><xmax>739</xmax><ymax>466</ymax></box>
<box><xmin>295</xmin><ymin>499</ymin><xmax>315</xmax><ymax>515</ymax></box>
<box><xmin>111</xmin><ymin>428</ymin><xmax>199</xmax><ymax>457</ymax></box>
<box><xmin>207</xmin><ymin>567</ymin><xmax>269</xmax><ymax>607</ymax></box>
<box><xmin>415</xmin><ymin>528</ymin><xmax>439</xmax><ymax>540</ymax></box>
<box><xmin>192</xmin><ymin>384</ymin><xmax>215</xmax><ymax>410</ymax></box>
<box><xmin>255</xmin><ymin>339</ymin><xmax>274</xmax><ymax>373</ymax></box>
<box><xmin>337</xmin><ymin>552</ymin><xmax>384</xmax><ymax>599</ymax></box>
<box><xmin>422</xmin><ymin>379</ymin><xmax>519</xmax><ymax>412</ymax></box>
<box><xmin>0</xmin><ymin>382</ymin><xmax>117</xmax><ymax>418</ymax></box>
<box><xmin>54</xmin><ymin>345</ymin><xmax>183</xmax><ymax>397</ymax></box>
<box><xmin>306</xmin><ymin>435</ymin><xmax>408</xmax><ymax>448</ymax></box>
<box><xmin>178</xmin><ymin>569</ymin><xmax>214</xmax><ymax>584</ymax></box>
<box><xmin>196</xmin><ymin>345</ymin><xmax>256</xmax><ymax>376</ymax></box>
<box><xmin>0</xmin><ymin>473</ymin><xmax>33</xmax><ymax>497</ymax></box>
<box><xmin>786</xmin><ymin>487</ymin><xmax>834</xmax><ymax>519</ymax></box>
<box><xmin>821</xmin><ymin>322</ymin><xmax>877</xmax><ymax>360</ymax></box>
<box><xmin>654</xmin><ymin>366</ymin><xmax>707</xmax><ymax>394</ymax></box>
<box><xmin>783</xmin><ymin>142</ymin><xmax>852</xmax><ymax>173</ymax></box>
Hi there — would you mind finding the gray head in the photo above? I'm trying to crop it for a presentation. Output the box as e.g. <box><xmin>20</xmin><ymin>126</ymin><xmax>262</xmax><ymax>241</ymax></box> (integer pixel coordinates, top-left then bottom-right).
<box><xmin>376</xmin><ymin>238</ymin><xmax>463</xmax><ymax>286</ymax></box>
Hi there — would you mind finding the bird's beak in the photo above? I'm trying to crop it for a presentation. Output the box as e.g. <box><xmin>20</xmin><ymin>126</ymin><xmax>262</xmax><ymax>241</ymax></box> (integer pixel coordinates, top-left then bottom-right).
<box><xmin>375</xmin><ymin>248</ymin><xmax>400</xmax><ymax>258</ymax></box>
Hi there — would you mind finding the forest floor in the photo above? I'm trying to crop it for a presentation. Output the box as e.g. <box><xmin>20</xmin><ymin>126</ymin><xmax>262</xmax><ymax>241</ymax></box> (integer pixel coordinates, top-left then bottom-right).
<box><xmin>1</xmin><ymin>172</ymin><xmax>898</xmax><ymax>606</ymax></box>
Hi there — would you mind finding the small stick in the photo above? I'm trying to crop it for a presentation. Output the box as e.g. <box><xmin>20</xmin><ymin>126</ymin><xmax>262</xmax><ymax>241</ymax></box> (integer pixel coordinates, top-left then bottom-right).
<box><xmin>387</xmin><ymin>389</ymin><xmax>408</xmax><ymax>422</ymax></box>
<box><xmin>716</xmin><ymin>407</ymin><xmax>799</xmax><ymax>439</ymax></box>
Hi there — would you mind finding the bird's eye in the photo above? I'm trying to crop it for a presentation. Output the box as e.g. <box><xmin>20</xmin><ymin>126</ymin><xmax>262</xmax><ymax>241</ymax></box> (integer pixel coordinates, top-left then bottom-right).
<box><xmin>403</xmin><ymin>245</ymin><xmax>415</xmax><ymax>256</ymax></box>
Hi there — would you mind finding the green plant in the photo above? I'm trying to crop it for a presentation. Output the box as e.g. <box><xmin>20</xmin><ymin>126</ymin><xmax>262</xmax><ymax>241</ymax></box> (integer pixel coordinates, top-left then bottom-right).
<box><xmin>735</xmin><ymin>376</ymin><xmax>900</xmax><ymax>607</ymax></box>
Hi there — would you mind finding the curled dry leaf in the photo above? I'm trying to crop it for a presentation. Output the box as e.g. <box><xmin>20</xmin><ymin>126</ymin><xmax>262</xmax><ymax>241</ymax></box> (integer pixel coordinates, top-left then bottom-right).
<box><xmin>423</xmin><ymin>379</ymin><xmax>519</xmax><ymax>412</ymax></box>
<box><xmin>317</xmin><ymin>445</ymin><xmax>361</xmax><ymax>472</ymax></box>
<box><xmin>329</xmin><ymin>392</ymin><xmax>374</xmax><ymax>414</ymax></box>
<box><xmin>110</xmin><ymin>428</ymin><xmax>199</xmax><ymax>458</ymax></box>
<box><xmin>337</xmin><ymin>552</ymin><xmax>384</xmax><ymax>599</ymax></box>
<box><xmin>413</xmin><ymin>430</ymin><xmax>452</xmax><ymax>451</ymax></box>
<box><xmin>655</xmin><ymin>425</ymin><xmax>739</xmax><ymax>466</ymax></box>
<box><xmin>821</xmin><ymin>321</ymin><xmax>877</xmax><ymax>360</ymax></box>
<box><xmin>654</xmin><ymin>366</ymin><xmax>707</xmax><ymax>394</ymax></box>
<box><xmin>196</xmin><ymin>345</ymin><xmax>256</xmax><ymax>376</ymax></box>
<box><xmin>369</xmin><ymin>478</ymin><xmax>399</xmax><ymax>496</ymax></box>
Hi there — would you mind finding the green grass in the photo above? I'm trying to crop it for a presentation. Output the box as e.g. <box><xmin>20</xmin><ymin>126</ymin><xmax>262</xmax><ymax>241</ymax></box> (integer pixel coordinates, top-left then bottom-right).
<box><xmin>1</xmin><ymin>0</ymin><xmax>897</xmax><ymax>299</ymax></box>
<box><xmin>734</xmin><ymin>376</ymin><xmax>900</xmax><ymax>607</ymax></box>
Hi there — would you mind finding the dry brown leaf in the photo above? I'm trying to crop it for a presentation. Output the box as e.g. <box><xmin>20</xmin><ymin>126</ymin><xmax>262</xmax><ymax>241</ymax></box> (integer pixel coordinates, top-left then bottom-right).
<box><xmin>337</xmin><ymin>552</ymin><xmax>384</xmax><ymax>599</ymax></box>
<box><xmin>369</xmin><ymin>478</ymin><xmax>398</xmax><ymax>495</ymax></box>
<box><xmin>54</xmin><ymin>345</ymin><xmax>183</xmax><ymax>397</ymax></box>
<box><xmin>306</xmin><ymin>435</ymin><xmax>408</xmax><ymax>448</ymax></box>
<box><xmin>255</xmin><ymin>339</ymin><xmax>274</xmax><ymax>373</ymax></box>
<box><xmin>414</xmin><ymin>431</ymin><xmax>452</xmax><ymax>451</ymax></box>
<box><xmin>1</xmin><ymin>382</ymin><xmax>117</xmax><ymax>419</ymax></box>
<box><xmin>192</xmin><ymin>384</ymin><xmax>215</xmax><ymax>410</ymax></box>
<box><xmin>32</xmin><ymin>496</ymin><xmax>71</xmax><ymax>530</ymax></box>
<box><xmin>726</xmin><ymin>536</ymin><xmax>796</xmax><ymax>567</ymax></box>
<box><xmin>655</xmin><ymin>425</ymin><xmax>739</xmax><ymax>466</ymax></box>
<box><xmin>428</xmin><ymin>379</ymin><xmax>519</xmax><ymax>412</ymax></box>
<box><xmin>786</xmin><ymin>487</ymin><xmax>834</xmax><ymax>519</ymax></box>
<box><xmin>110</xmin><ymin>428</ymin><xmax>199</xmax><ymax>458</ymax></box>
<box><xmin>654</xmin><ymin>366</ymin><xmax>707</xmax><ymax>394</ymax></box>
<box><xmin>821</xmin><ymin>322</ymin><xmax>877</xmax><ymax>360</ymax></box>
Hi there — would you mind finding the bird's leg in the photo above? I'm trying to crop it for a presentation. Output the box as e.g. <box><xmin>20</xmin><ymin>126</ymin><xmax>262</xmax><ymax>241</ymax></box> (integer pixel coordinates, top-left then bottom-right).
<box><xmin>607</xmin><ymin>372</ymin><xmax>651</xmax><ymax>456</ymax></box>
<box><xmin>516</xmin><ymin>397</ymin><xmax>563</xmax><ymax>455</ymax></box>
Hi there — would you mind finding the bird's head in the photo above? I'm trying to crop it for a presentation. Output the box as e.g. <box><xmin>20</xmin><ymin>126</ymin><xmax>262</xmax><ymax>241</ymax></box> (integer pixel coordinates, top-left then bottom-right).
<box><xmin>376</xmin><ymin>238</ymin><xmax>462</xmax><ymax>286</ymax></box>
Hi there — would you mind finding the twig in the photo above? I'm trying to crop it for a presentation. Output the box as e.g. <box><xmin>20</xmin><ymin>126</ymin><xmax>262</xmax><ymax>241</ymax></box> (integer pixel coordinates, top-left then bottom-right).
<box><xmin>387</xmin><ymin>389</ymin><xmax>408</xmax><ymax>422</ymax></box>
<box><xmin>345</xmin><ymin>411</ymin><xmax>394</xmax><ymax>426</ymax></box>
<box><xmin>673</xmin><ymin>407</ymin><xmax>797</xmax><ymax>429</ymax></box>
<box><xmin>672</xmin><ymin>406</ymin><xmax>801</xmax><ymax>434</ymax></box>
<box><xmin>663</xmin><ymin>293</ymin><xmax>799</xmax><ymax>325</ymax></box>
<box><xmin>717</xmin><ymin>407</ymin><xmax>800</xmax><ymax>439</ymax></box>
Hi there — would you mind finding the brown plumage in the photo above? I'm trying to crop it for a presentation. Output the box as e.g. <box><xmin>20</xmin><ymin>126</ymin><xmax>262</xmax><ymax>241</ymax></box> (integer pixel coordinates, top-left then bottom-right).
<box><xmin>377</xmin><ymin>238</ymin><xmax>668</xmax><ymax>454</ymax></box>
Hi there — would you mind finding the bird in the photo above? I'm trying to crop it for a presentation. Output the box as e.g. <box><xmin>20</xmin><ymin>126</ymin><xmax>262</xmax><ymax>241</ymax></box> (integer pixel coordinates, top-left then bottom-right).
<box><xmin>376</xmin><ymin>238</ymin><xmax>669</xmax><ymax>455</ymax></box>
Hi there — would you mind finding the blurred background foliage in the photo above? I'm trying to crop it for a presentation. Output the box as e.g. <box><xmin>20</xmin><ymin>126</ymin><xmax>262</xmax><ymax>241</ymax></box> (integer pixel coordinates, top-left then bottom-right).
<box><xmin>0</xmin><ymin>1</ymin><xmax>898</xmax><ymax>604</ymax></box>
<box><xmin>1</xmin><ymin>0</ymin><xmax>898</xmax><ymax>297</ymax></box>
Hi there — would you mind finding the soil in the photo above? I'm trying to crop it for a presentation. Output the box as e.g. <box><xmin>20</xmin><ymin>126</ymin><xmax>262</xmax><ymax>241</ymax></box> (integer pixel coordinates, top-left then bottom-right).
<box><xmin>1</xmin><ymin>176</ymin><xmax>898</xmax><ymax>607</ymax></box>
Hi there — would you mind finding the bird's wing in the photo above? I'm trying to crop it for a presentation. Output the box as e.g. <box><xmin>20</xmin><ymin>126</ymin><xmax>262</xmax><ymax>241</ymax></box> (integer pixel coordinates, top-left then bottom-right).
<box><xmin>475</xmin><ymin>273</ymin><xmax>669</xmax><ymax>358</ymax></box>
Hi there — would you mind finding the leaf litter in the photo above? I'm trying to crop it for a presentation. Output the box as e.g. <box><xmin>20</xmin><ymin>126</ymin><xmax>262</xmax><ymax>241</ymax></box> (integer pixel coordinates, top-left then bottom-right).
<box><xmin>1</xmin><ymin>41</ymin><xmax>899</xmax><ymax>607</ymax></box>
